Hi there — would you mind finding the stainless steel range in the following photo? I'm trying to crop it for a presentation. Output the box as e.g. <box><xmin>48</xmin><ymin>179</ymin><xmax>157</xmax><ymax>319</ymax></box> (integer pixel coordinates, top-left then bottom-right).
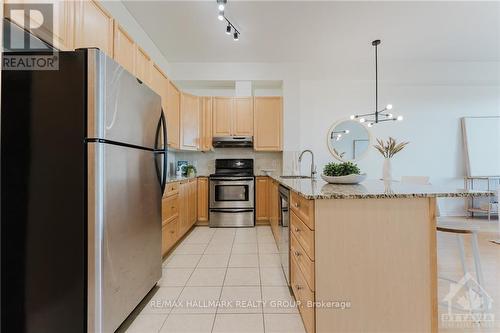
<box><xmin>209</xmin><ymin>159</ymin><xmax>255</xmax><ymax>227</ymax></box>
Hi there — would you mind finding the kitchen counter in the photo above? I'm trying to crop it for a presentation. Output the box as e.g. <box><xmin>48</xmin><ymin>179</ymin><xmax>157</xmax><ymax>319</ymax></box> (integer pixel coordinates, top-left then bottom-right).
<box><xmin>268</xmin><ymin>175</ymin><xmax>493</xmax><ymax>200</ymax></box>
<box><xmin>165</xmin><ymin>175</ymin><xmax>207</xmax><ymax>183</ymax></box>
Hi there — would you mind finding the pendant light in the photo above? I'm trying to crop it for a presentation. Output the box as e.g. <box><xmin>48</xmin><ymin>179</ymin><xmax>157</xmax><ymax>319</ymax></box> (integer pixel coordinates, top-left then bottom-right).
<box><xmin>350</xmin><ymin>40</ymin><xmax>402</xmax><ymax>127</ymax></box>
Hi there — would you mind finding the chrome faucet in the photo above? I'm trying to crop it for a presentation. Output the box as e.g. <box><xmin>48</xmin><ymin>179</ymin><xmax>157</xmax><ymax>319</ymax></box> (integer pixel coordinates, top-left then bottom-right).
<box><xmin>298</xmin><ymin>150</ymin><xmax>316</xmax><ymax>179</ymax></box>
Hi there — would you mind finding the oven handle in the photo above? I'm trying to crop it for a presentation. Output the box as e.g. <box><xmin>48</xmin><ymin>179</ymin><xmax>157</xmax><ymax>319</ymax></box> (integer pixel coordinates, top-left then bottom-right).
<box><xmin>210</xmin><ymin>209</ymin><xmax>254</xmax><ymax>213</ymax></box>
<box><xmin>210</xmin><ymin>177</ymin><xmax>254</xmax><ymax>181</ymax></box>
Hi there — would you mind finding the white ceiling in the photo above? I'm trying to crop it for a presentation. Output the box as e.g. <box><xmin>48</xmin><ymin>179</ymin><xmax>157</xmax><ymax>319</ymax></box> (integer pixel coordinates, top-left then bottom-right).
<box><xmin>123</xmin><ymin>1</ymin><xmax>500</xmax><ymax>63</ymax></box>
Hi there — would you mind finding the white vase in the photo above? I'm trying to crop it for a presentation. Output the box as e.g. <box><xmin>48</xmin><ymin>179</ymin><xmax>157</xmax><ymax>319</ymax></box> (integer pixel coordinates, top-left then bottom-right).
<box><xmin>382</xmin><ymin>158</ymin><xmax>392</xmax><ymax>181</ymax></box>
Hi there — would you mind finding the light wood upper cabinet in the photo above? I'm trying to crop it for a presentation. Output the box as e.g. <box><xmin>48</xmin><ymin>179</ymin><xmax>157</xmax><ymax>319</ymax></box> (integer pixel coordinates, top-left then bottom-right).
<box><xmin>233</xmin><ymin>97</ymin><xmax>254</xmax><ymax>136</ymax></box>
<box><xmin>150</xmin><ymin>63</ymin><xmax>166</xmax><ymax>97</ymax></box>
<box><xmin>200</xmin><ymin>97</ymin><xmax>213</xmax><ymax>151</ymax></box>
<box><xmin>135</xmin><ymin>46</ymin><xmax>151</xmax><ymax>85</ymax></box>
<box><xmin>212</xmin><ymin>97</ymin><xmax>233</xmax><ymax>137</ymax></box>
<box><xmin>254</xmin><ymin>96</ymin><xmax>283</xmax><ymax>151</ymax></box>
<box><xmin>197</xmin><ymin>177</ymin><xmax>209</xmax><ymax>224</ymax></box>
<box><xmin>113</xmin><ymin>23</ymin><xmax>135</xmax><ymax>75</ymax></box>
<box><xmin>256</xmin><ymin>176</ymin><xmax>269</xmax><ymax>223</ymax></box>
<box><xmin>4</xmin><ymin>0</ymin><xmax>74</xmax><ymax>51</ymax></box>
<box><xmin>212</xmin><ymin>97</ymin><xmax>254</xmax><ymax>137</ymax></box>
<box><xmin>74</xmin><ymin>0</ymin><xmax>114</xmax><ymax>57</ymax></box>
<box><xmin>180</xmin><ymin>93</ymin><xmax>200</xmax><ymax>151</ymax></box>
<box><xmin>166</xmin><ymin>81</ymin><xmax>181</xmax><ymax>149</ymax></box>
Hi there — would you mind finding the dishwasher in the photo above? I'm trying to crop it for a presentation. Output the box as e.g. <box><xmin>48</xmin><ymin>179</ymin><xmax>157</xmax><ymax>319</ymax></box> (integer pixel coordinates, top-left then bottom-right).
<box><xmin>278</xmin><ymin>185</ymin><xmax>290</xmax><ymax>286</ymax></box>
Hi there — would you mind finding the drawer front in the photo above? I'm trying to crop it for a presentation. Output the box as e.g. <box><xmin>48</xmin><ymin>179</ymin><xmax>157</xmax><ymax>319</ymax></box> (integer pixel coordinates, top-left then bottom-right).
<box><xmin>162</xmin><ymin>195</ymin><xmax>179</xmax><ymax>225</ymax></box>
<box><xmin>162</xmin><ymin>218</ymin><xmax>179</xmax><ymax>256</ymax></box>
<box><xmin>165</xmin><ymin>182</ymin><xmax>179</xmax><ymax>197</ymax></box>
<box><xmin>290</xmin><ymin>192</ymin><xmax>314</xmax><ymax>230</ymax></box>
<box><xmin>291</xmin><ymin>211</ymin><xmax>315</xmax><ymax>261</ymax></box>
<box><xmin>291</xmin><ymin>232</ymin><xmax>315</xmax><ymax>291</ymax></box>
<box><xmin>291</xmin><ymin>256</ymin><xmax>315</xmax><ymax>333</ymax></box>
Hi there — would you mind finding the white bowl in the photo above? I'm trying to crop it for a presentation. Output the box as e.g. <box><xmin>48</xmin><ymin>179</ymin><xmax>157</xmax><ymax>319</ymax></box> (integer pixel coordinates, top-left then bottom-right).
<box><xmin>321</xmin><ymin>173</ymin><xmax>367</xmax><ymax>184</ymax></box>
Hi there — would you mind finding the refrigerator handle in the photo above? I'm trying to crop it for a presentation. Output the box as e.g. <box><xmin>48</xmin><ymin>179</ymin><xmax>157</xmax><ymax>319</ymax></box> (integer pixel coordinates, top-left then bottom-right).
<box><xmin>154</xmin><ymin>110</ymin><xmax>168</xmax><ymax>196</ymax></box>
<box><xmin>161</xmin><ymin>111</ymin><xmax>168</xmax><ymax>196</ymax></box>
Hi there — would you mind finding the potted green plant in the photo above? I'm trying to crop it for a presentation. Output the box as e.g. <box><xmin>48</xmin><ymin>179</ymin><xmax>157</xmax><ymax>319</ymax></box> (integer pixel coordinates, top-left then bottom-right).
<box><xmin>321</xmin><ymin>161</ymin><xmax>366</xmax><ymax>184</ymax></box>
<box><xmin>185</xmin><ymin>164</ymin><xmax>197</xmax><ymax>178</ymax></box>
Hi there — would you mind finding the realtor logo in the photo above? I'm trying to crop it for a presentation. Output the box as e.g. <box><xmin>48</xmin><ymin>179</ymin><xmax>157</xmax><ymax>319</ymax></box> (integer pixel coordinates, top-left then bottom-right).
<box><xmin>3</xmin><ymin>3</ymin><xmax>58</xmax><ymax>70</ymax></box>
<box><xmin>441</xmin><ymin>273</ymin><xmax>495</xmax><ymax>329</ymax></box>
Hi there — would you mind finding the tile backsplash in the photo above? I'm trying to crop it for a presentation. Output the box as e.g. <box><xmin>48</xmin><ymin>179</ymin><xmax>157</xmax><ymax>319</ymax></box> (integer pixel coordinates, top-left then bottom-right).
<box><xmin>172</xmin><ymin>148</ymin><xmax>282</xmax><ymax>176</ymax></box>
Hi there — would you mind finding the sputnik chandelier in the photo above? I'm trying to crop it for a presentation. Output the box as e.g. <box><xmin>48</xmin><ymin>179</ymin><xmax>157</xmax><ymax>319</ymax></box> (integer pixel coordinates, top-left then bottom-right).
<box><xmin>216</xmin><ymin>0</ymin><xmax>240</xmax><ymax>41</ymax></box>
<box><xmin>350</xmin><ymin>40</ymin><xmax>403</xmax><ymax>127</ymax></box>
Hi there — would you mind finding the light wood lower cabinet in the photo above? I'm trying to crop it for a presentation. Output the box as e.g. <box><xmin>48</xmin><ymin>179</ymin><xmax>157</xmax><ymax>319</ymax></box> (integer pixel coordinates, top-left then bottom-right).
<box><xmin>161</xmin><ymin>179</ymin><xmax>198</xmax><ymax>257</ymax></box>
<box><xmin>291</xmin><ymin>255</ymin><xmax>315</xmax><ymax>333</ymax></box>
<box><xmin>255</xmin><ymin>176</ymin><xmax>269</xmax><ymax>223</ymax></box>
<box><xmin>197</xmin><ymin>177</ymin><xmax>209</xmax><ymax>224</ymax></box>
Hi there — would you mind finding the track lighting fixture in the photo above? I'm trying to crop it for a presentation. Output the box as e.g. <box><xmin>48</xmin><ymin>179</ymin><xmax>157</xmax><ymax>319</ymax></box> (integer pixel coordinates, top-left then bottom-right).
<box><xmin>217</xmin><ymin>10</ymin><xmax>224</xmax><ymax>21</ymax></box>
<box><xmin>350</xmin><ymin>40</ymin><xmax>402</xmax><ymax>126</ymax></box>
<box><xmin>215</xmin><ymin>0</ymin><xmax>240</xmax><ymax>41</ymax></box>
<box><xmin>217</xmin><ymin>0</ymin><xmax>227</xmax><ymax>11</ymax></box>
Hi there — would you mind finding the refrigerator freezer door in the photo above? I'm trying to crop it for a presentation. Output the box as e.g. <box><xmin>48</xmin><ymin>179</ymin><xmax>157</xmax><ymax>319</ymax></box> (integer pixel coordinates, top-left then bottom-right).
<box><xmin>88</xmin><ymin>142</ymin><xmax>161</xmax><ymax>333</ymax></box>
<box><xmin>87</xmin><ymin>49</ymin><xmax>161</xmax><ymax>149</ymax></box>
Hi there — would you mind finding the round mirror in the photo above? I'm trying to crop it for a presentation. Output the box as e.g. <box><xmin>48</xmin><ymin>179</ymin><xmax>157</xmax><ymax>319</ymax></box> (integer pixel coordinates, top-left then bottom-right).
<box><xmin>327</xmin><ymin>120</ymin><xmax>371</xmax><ymax>162</ymax></box>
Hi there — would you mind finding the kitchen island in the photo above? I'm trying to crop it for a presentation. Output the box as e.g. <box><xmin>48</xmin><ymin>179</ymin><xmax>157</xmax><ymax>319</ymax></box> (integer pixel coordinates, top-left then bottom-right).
<box><xmin>266</xmin><ymin>176</ymin><xmax>493</xmax><ymax>333</ymax></box>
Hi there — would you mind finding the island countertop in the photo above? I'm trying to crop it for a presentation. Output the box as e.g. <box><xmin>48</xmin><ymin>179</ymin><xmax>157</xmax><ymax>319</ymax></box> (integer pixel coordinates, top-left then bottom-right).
<box><xmin>268</xmin><ymin>175</ymin><xmax>493</xmax><ymax>200</ymax></box>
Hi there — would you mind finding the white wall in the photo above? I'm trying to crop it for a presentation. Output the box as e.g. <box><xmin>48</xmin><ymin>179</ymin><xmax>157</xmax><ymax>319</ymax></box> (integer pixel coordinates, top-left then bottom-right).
<box><xmin>169</xmin><ymin>61</ymin><xmax>500</xmax><ymax>216</ymax></box>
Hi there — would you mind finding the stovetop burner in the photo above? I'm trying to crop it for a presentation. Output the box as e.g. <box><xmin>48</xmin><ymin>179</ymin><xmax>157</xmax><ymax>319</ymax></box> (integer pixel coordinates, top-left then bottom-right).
<box><xmin>210</xmin><ymin>159</ymin><xmax>254</xmax><ymax>178</ymax></box>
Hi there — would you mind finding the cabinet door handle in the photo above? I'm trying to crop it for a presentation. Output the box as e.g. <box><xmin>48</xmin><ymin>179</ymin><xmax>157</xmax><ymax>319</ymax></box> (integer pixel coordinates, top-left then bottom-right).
<box><xmin>294</xmin><ymin>251</ymin><xmax>301</xmax><ymax>257</ymax></box>
<box><xmin>294</xmin><ymin>202</ymin><xmax>300</xmax><ymax>208</ymax></box>
<box><xmin>296</xmin><ymin>284</ymin><xmax>303</xmax><ymax>290</ymax></box>
<box><xmin>294</xmin><ymin>227</ymin><xmax>300</xmax><ymax>232</ymax></box>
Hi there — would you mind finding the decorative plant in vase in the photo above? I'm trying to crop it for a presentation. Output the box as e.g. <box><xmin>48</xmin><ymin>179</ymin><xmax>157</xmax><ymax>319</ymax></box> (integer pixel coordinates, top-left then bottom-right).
<box><xmin>373</xmin><ymin>137</ymin><xmax>409</xmax><ymax>181</ymax></box>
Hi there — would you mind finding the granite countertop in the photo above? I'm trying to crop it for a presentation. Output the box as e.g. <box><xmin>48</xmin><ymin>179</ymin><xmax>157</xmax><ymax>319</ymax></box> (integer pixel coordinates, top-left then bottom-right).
<box><xmin>166</xmin><ymin>175</ymin><xmax>207</xmax><ymax>183</ymax></box>
<box><xmin>268</xmin><ymin>175</ymin><xmax>494</xmax><ymax>200</ymax></box>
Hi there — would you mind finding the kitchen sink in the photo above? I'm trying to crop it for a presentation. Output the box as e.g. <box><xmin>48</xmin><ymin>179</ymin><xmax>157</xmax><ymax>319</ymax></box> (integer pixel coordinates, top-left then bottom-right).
<box><xmin>280</xmin><ymin>175</ymin><xmax>313</xmax><ymax>179</ymax></box>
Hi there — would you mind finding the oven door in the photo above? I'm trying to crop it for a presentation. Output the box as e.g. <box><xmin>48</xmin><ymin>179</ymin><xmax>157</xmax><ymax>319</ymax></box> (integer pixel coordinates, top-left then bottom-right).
<box><xmin>209</xmin><ymin>177</ymin><xmax>254</xmax><ymax>209</ymax></box>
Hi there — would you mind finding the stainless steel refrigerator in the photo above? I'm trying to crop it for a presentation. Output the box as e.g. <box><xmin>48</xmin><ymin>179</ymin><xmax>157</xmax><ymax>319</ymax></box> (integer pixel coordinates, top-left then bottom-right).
<box><xmin>1</xmin><ymin>49</ymin><xmax>168</xmax><ymax>333</ymax></box>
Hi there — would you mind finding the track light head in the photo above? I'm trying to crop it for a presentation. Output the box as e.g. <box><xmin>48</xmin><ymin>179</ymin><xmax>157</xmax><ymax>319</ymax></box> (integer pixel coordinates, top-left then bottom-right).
<box><xmin>217</xmin><ymin>0</ymin><xmax>227</xmax><ymax>11</ymax></box>
<box><xmin>233</xmin><ymin>31</ymin><xmax>239</xmax><ymax>41</ymax></box>
<box><xmin>226</xmin><ymin>25</ymin><xmax>231</xmax><ymax>35</ymax></box>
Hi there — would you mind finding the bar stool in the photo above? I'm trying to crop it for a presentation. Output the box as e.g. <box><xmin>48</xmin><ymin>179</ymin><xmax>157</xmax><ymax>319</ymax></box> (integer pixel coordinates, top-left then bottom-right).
<box><xmin>401</xmin><ymin>176</ymin><xmax>487</xmax><ymax>312</ymax></box>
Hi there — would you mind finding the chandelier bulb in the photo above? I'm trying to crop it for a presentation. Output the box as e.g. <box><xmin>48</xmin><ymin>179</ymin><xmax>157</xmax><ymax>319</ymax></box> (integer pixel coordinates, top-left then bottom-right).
<box><xmin>396</xmin><ymin>115</ymin><xmax>404</xmax><ymax>121</ymax></box>
<box><xmin>218</xmin><ymin>11</ymin><xmax>224</xmax><ymax>21</ymax></box>
<box><xmin>386</xmin><ymin>104</ymin><xmax>393</xmax><ymax>110</ymax></box>
<box><xmin>359</xmin><ymin>117</ymin><xmax>366</xmax><ymax>123</ymax></box>
<box><xmin>349</xmin><ymin>115</ymin><xmax>355</xmax><ymax>120</ymax></box>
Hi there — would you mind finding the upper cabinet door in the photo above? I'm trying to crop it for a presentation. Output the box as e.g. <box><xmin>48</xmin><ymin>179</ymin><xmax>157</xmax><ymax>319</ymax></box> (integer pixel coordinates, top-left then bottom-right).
<box><xmin>113</xmin><ymin>23</ymin><xmax>135</xmax><ymax>75</ymax></box>
<box><xmin>4</xmin><ymin>0</ymin><xmax>74</xmax><ymax>51</ymax></box>
<box><xmin>200</xmin><ymin>97</ymin><xmax>213</xmax><ymax>151</ymax></box>
<box><xmin>254</xmin><ymin>97</ymin><xmax>283</xmax><ymax>151</ymax></box>
<box><xmin>166</xmin><ymin>81</ymin><xmax>181</xmax><ymax>149</ymax></box>
<box><xmin>233</xmin><ymin>97</ymin><xmax>254</xmax><ymax>136</ymax></box>
<box><xmin>180</xmin><ymin>93</ymin><xmax>200</xmax><ymax>151</ymax></box>
<box><xmin>135</xmin><ymin>46</ymin><xmax>151</xmax><ymax>86</ymax></box>
<box><xmin>212</xmin><ymin>97</ymin><xmax>233</xmax><ymax>137</ymax></box>
<box><xmin>74</xmin><ymin>0</ymin><xmax>114</xmax><ymax>57</ymax></box>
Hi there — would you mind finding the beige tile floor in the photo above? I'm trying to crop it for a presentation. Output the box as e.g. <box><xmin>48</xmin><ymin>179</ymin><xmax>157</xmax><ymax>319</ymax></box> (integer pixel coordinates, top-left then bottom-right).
<box><xmin>118</xmin><ymin>216</ymin><xmax>500</xmax><ymax>333</ymax></box>
<box><xmin>118</xmin><ymin>226</ymin><xmax>305</xmax><ymax>333</ymax></box>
